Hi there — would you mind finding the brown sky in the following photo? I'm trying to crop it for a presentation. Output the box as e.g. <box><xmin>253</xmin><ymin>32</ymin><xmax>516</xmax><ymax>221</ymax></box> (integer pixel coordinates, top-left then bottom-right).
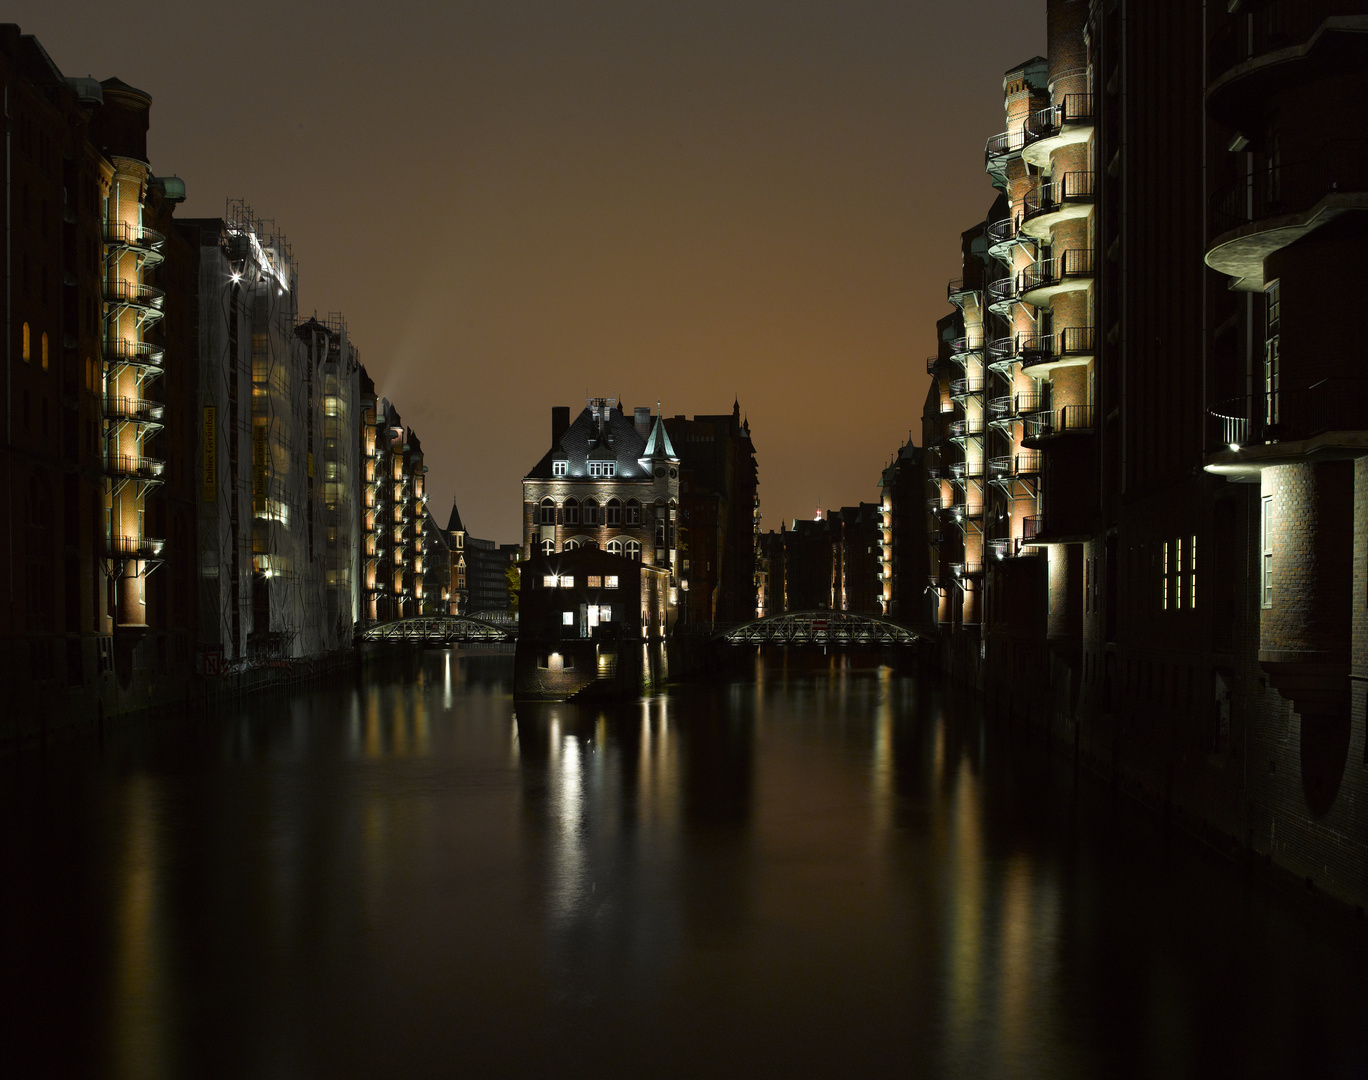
<box><xmin>21</xmin><ymin>1</ymin><xmax>1042</xmax><ymax>542</ymax></box>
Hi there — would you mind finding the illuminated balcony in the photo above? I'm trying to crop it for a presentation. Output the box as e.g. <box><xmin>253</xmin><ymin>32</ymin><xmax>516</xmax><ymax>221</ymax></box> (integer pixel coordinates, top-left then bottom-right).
<box><xmin>1021</xmin><ymin>94</ymin><xmax>1094</xmax><ymax>168</ymax></box>
<box><xmin>104</xmin><ymin>396</ymin><xmax>165</xmax><ymax>434</ymax></box>
<box><xmin>102</xmin><ymin>279</ymin><xmax>165</xmax><ymax>311</ymax></box>
<box><xmin>106</xmin><ymin>451</ymin><xmax>165</xmax><ymax>480</ymax></box>
<box><xmin>988</xmin><ymin>450</ymin><xmax>1043</xmax><ymax>478</ymax></box>
<box><xmin>1206</xmin><ymin>139</ymin><xmax>1368</xmax><ymax>290</ymax></box>
<box><xmin>927</xmin><ymin>495</ymin><xmax>947</xmax><ymax>512</ymax></box>
<box><xmin>949</xmin><ymin>335</ymin><xmax>983</xmax><ymax>363</ymax></box>
<box><xmin>985</xmin><ymin>128</ymin><xmax>1027</xmax><ymax>184</ymax></box>
<box><xmin>107</xmin><ymin>535</ymin><xmax>165</xmax><ymax>560</ymax></box>
<box><xmin>926</xmin><ymin>354</ymin><xmax>944</xmax><ymax>375</ymax></box>
<box><xmin>987</xmin><ymin>276</ymin><xmax>1019</xmax><ymax>316</ymax></box>
<box><xmin>989</xmin><ymin>389</ymin><xmax>1050</xmax><ymax>424</ymax></box>
<box><xmin>947</xmin><ymin>278</ymin><xmax>982</xmax><ymax>309</ymax></box>
<box><xmin>1205</xmin><ymin>378</ymin><xmax>1368</xmax><ymax>476</ymax></box>
<box><xmin>950</xmin><ymin>561</ymin><xmax>985</xmax><ymax>579</ymax></box>
<box><xmin>925</xmin><ymin>464</ymin><xmax>941</xmax><ymax>480</ymax></box>
<box><xmin>1019</xmin><ymin>326</ymin><xmax>1095</xmax><ymax>375</ymax></box>
<box><xmin>1019</xmin><ymin>248</ymin><xmax>1094</xmax><ymax>307</ymax></box>
<box><xmin>1022</xmin><ymin>404</ymin><xmax>1095</xmax><ymax>446</ymax></box>
<box><xmin>949</xmin><ymin>417</ymin><xmax>985</xmax><ymax>440</ymax></box>
<box><xmin>1208</xmin><ymin>5</ymin><xmax>1368</xmax><ymax>130</ymax></box>
<box><xmin>949</xmin><ymin>460</ymin><xmax>984</xmax><ymax>481</ymax></box>
<box><xmin>949</xmin><ymin>376</ymin><xmax>984</xmax><ymax>402</ymax></box>
<box><xmin>103</xmin><ymin>338</ymin><xmax>165</xmax><ymax>374</ymax></box>
<box><xmin>1020</xmin><ymin>171</ymin><xmax>1095</xmax><ymax>239</ymax></box>
<box><xmin>987</xmin><ymin>216</ymin><xmax>1025</xmax><ymax>260</ymax></box>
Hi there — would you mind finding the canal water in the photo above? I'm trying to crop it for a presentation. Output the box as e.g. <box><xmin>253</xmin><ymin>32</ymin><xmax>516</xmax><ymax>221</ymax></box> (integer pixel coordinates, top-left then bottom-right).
<box><xmin>2</xmin><ymin>650</ymin><xmax>1365</xmax><ymax>1079</ymax></box>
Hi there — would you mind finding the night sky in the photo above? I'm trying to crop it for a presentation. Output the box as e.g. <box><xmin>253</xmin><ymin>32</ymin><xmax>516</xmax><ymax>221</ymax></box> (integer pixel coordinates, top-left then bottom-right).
<box><xmin>23</xmin><ymin>1</ymin><xmax>1041</xmax><ymax>542</ymax></box>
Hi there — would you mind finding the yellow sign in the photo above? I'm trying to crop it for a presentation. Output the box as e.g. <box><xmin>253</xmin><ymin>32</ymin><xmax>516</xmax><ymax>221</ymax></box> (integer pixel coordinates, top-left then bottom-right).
<box><xmin>202</xmin><ymin>407</ymin><xmax>216</xmax><ymax>502</ymax></box>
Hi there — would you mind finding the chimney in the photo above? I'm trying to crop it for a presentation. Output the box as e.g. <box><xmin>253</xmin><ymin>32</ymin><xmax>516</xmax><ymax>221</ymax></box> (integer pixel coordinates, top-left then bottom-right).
<box><xmin>634</xmin><ymin>406</ymin><xmax>651</xmax><ymax>439</ymax></box>
<box><xmin>551</xmin><ymin>406</ymin><xmax>570</xmax><ymax>446</ymax></box>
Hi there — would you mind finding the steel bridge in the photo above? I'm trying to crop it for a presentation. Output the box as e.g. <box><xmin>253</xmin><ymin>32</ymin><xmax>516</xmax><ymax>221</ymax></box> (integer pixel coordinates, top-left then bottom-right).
<box><xmin>359</xmin><ymin>615</ymin><xmax>515</xmax><ymax>644</ymax></box>
<box><xmin>717</xmin><ymin>610</ymin><xmax>926</xmax><ymax>647</ymax></box>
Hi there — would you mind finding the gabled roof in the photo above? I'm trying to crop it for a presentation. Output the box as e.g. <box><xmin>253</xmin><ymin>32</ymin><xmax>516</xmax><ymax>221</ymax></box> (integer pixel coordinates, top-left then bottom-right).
<box><xmin>525</xmin><ymin>404</ymin><xmax>657</xmax><ymax>480</ymax></box>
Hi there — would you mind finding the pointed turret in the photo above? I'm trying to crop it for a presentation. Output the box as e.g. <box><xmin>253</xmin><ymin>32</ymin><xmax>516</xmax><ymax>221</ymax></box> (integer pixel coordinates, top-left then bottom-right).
<box><xmin>446</xmin><ymin>498</ymin><xmax>465</xmax><ymax>534</ymax></box>
<box><xmin>642</xmin><ymin>413</ymin><xmax>677</xmax><ymax>460</ymax></box>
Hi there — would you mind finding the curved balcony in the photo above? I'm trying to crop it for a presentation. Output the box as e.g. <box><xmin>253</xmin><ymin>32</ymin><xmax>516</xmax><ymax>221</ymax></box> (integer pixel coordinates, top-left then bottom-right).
<box><xmin>1021</xmin><ymin>171</ymin><xmax>1095</xmax><ymax>239</ymax></box>
<box><xmin>949</xmin><ymin>335</ymin><xmax>983</xmax><ymax>363</ymax></box>
<box><xmin>927</xmin><ymin>495</ymin><xmax>948</xmax><ymax>512</ymax></box>
<box><xmin>987</xmin><ymin>216</ymin><xmax>1024</xmax><ymax>259</ymax></box>
<box><xmin>1208</xmin><ymin>5</ymin><xmax>1368</xmax><ymax>130</ymax></box>
<box><xmin>1204</xmin><ymin>377</ymin><xmax>1368</xmax><ymax>476</ymax></box>
<box><xmin>1021</xmin><ymin>93</ymin><xmax>1095</xmax><ymax>168</ymax></box>
<box><xmin>949</xmin><ymin>460</ymin><xmax>984</xmax><ymax>481</ymax></box>
<box><xmin>987</xmin><ymin>276</ymin><xmax>1019</xmax><ymax>316</ymax></box>
<box><xmin>1022</xmin><ymin>404</ymin><xmax>1095</xmax><ymax>446</ymax></box>
<box><xmin>947</xmin><ymin>278</ymin><xmax>982</xmax><ymax>309</ymax></box>
<box><xmin>1019</xmin><ymin>248</ymin><xmax>1094</xmax><ymax>307</ymax></box>
<box><xmin>102</xmin><ymin>279</ymin><xmax>165</xmax><ymax>314</ymax></box>
<box><xmin>104</xmin><ymin>396</ymin><xmax>166</xmax><ymax>429</ymax></box>
<box><xmin>950</xmin><ymin>561</ymin><xmax>985</xmax><ymax>579</ymax></box>
<box><xmin>107</xmin><ymin>535</ymin><xmax>166</xmax><ymax>559</ymax></box>
<box><xmin>988</xmin><ymin>450</ymin><xmax>1043</xmax><ymax>478</ymax></box>
<box><xmin>103</xmin><ymin>221</ymin><xmax>166</xmax><ymax>269</ymax></box>
<box><xmin>1019</xmin><ymin>325</ymin><xmax>1095</xmax><ymax>375</ymax></box>
<box><xmin>949</xmin><ymin>376</ymin><xmax>984</xmax><ymax>401</ymax></box>
<box><xmin>985</xmin><ymin>128</ymin><xmax>1028</xmax><ymax>184</ymax></box>
<box><xmin>926</xmin><ymin>355</ymin><xmax>943</xmax><ymax>376</ymax></box>
<box><xmin>103</xmin><ymin>337</ymin><xmax>166</xmax><ymax>373</ymax></box>
<box><xmin>949</xmin><ymin>417</ymin><xmax>985</xmax><ymax>440</ymax></box>
<box><xmin>106</xmin><ymin>452</ymin><xmax>166</xmax><ymax>480</ymax></box>
<box><xmin>1206</xmin><ymin>139</ymin><xmax>1368</xmax><ymax>291</ymax></box>
<box><xmin>925</xmin><ymin>464</ymin><xmax>941</xmax><ymax>480</ymax></box>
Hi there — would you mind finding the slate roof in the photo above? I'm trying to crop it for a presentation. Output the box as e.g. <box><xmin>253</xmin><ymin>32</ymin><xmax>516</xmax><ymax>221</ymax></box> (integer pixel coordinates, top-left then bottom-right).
<box><xmin>525</xmin><ymin>405</ymin><xmax>675</xmax><ymax>481</ymax></box>
<box><xmin>446</xmin><ymin>500</ymin><xmax>464</xmax><ymax>533</ymax></box>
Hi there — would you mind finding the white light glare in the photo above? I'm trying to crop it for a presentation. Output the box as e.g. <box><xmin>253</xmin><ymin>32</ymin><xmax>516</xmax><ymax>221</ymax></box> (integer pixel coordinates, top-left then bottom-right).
<box><xmin>1228</xmin><ymin>441</ymin><xmax>1240</xmax><ymax>452</ymax></box>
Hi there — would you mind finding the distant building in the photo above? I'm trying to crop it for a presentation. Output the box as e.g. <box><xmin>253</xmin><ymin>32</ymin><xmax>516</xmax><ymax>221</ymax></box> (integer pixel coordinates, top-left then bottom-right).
<box><xmin>428</xmin><ymin>498</ymin><xmax>518</xmax><ymax>616</ymax></box>
<box><xmin>877</xmin><ymin>438</ymin><xmax>928</xmax><ymax>624</ymax></box>
<box><xmin>360</xmin><ymin>373</ymin><xmax>426</xmax><ymax>624</ymax></box>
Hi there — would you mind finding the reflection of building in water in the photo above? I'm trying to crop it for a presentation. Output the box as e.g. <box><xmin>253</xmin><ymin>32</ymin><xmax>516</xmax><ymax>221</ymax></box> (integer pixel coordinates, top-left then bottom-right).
<box><xmin>514</xmin><ymin>548</ymin><xmax>673</xmax><ymax>700</ymax></box>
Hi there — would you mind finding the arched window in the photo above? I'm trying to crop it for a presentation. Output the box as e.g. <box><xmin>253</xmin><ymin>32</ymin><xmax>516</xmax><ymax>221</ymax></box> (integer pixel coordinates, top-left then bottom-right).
<box><xmin>625</xmin><ymin>539</ymin><xmax>641</xmax><ymax>561</ymax></box>
<box><xmin>540</xmin><ymin>537</ymin><xmax>555</xmax><ymax>555</ymax></box>
<box><xmin>582</xmin><ymin>498</ymin><xmax>599</xmax><ymax>525</ymax></box>
<box><xmin>539</xmin><ymin>497</ymin><xmax>556</xmax><ymax>525</ymax></box>
<box><xmin>21</xmin><ymin>322</ymin><xmax>29</xmax><ymax>362</ymax></box>
<box><xmin>607</xmin><ymin>539</ymin><xmax>623</xmax><ymax>556</ymax></box>
<box><xmin>581</xmin><ymin>539</ymin><xmax>598</xmax><ymax>551</ymax></box>
<box><xmin>563</xmin><ymin>538</ymin><xmax>579</xmax><ymax>551</ymax></box>
<box><xmin>563</xmin><ymin>498</ymin><xmax>579</xmax><ymax>525</ymax></box>
<box><xmin>605</xmin><ymin>498</ymin><xmax>622</xmax><ymax>525</ymax></box>
<box><xmin>625</xmin><ymin>499</ymin><xmax>641</xmax><ymax>525</ymax></box>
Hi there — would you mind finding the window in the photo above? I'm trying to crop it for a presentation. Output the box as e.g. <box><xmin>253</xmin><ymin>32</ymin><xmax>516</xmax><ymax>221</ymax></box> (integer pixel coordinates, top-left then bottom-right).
<box><xmin>583</xmin><ymin>499</ymin><xmax>598</xmax><ymax>525</ymax></box>
<box><xmin>626</xmin><ymin>540</ymin><xmax>641</xmax><ymax>561</ymax></box>
<box><xmin>40</xmin><ymin>332</ymin><xmax>48</xmax><ymax>370</ymax></box>
<box><xmin>561</xmin><ymin>576</ymin><xmax>573</xmax><ymax>587</ymax></box>
<box><xmin>563</xmin><ymin>611</ymin><xmax>574</xmax><ymax>626</ymax></box>
<box><xmin>1264</xmin><ymin>281</ymin><xmax>1280</xmax><ymax>428</ymax></box>
<box><xmin>605</xmin><ymin>575</ymin><xmax>619</xmax><ymax>589</ymax></box>
<box><xmin>21</xmin><ymin>322</ymin><xmax>29</xmax><ymax>362</ymax></box>
<box><xmin>598</xmin><ymin>606</ymin><xmax>611</xmax><ymax>623</ymax></box>
<box><xmin>587</xmin><ymin>575</ymin><xmax>602</xmax><ymax>587</ymax></box>
<box><xmin>540</xmin><ymin>538</ymin><xmax>555</xmax><ymax>555</ymax></box>
<box><xmin>563</xmin><ymin>498</ymin><xmax>579</xmax><ymax>525</ymax></box>
<box><xmin>539</xmin><ymin>497</ymin><xmax>556</xmax><ymax>525</ymax></box>
<box><xmin>1189</xmin><ymin>535</ymin><xmax>1197</xmax><ymax>610</ymax></box>
<box><xmin>605</xmin><ymin>498</ymin><xmax>622</xmax><ymax>525</ymax></box>
<box><xmin>589</xmin><ymin>461</ymin><xmax>616</xmax><ymax>477</ymax></box>
<box><xmin>1260</xmin><ymin>496</ymin><xmax>1273</xmax><ymax>608</ymax></box>
<box><xmin>625</xmin><ymin>500</ymin><xmax>641</xmax><ymax>525</ymax></box>
<box><xmin>563</xmin><ymin>538</ymin><xmax>579</xmax><ymax>551</ymax></box>
<box><xmin>1162</xmin><ymin>541</ymin><xmax>1169</xmax><ymax>611</ymax></box>
<box><xmin>544</xmin><ymin>575</ymin><xmax>558</xmax><ymax>588</ymax></box>
<box><xmin>553</xmin><ymin>460</ymin><xmax>567</xmax><ymax>477</ymax></box>
<box><xmin>607</xmin><ymin>539</ymin><xmax>623</xmax><ymax>556</ymax></box>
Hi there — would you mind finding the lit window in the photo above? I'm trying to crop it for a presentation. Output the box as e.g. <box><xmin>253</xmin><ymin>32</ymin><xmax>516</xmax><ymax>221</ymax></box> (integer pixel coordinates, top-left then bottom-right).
<box><xmin>589</xmin><ymin>461</ymin><xmax>616</xmax><ymax>477</ymax></box>
<box><xmin>40</xmin><ymin>332</ymin><xmax>48</xmax><ymax>370</ymax></box>
<box><xmin>543</xmin><ymin>575</ymin><xmax>557</xmax><ymax>588</ymax></box>
<box><xmin>553</xmin><ymin>460</ymin><xmax>567</xmax><ymax>477</ymax></box>
<box><xmin>561</xmin><ymin>576</ymin><xmax>573</xmax><ymax>587</ymax></box>
<box><xmin>587</xmin><ymin>575</ymin><xmax>602</xmax><ymax>587</ymax></box>
<box><xmin>605</xmin><ymin>576</ymin><xmax>619</xmax><ymax>589</ymax></box>
<box><xmin>21</xmin><ymin>322</ymin><xmax>29</xmax><ymax>362</ymax></box>
<box><xmin>607</xmin><ymin>539</ymin><xmax>623</xmax><ymax>556</ymax></box>
<box><xmin>626</xmin><ymin>540</ymin><xmax>641</xmax><ymax>561</ymax></box>
<box><xmin>1190</xmin><ymin>534</ymin><xmax>1197</xmax><ymax>609</ymax></box>
<box><xmin>1162</xmin><ymin>541</ymin><xmax>1169</xmax><ymax>610</ymax></box>
<box><xmin>540</xmin><ymin>538</ymin><xmax>554</xmax><ymax>555</ymax></box>
<box><xmin>598</xmin><ymin>606</ymin><xmax>611</xmax><ymax>622</ymax></box>
<box><xmin>563</xmin><ymin>611</ymin><xmax>574</xmax><ymax>626</ymax></box>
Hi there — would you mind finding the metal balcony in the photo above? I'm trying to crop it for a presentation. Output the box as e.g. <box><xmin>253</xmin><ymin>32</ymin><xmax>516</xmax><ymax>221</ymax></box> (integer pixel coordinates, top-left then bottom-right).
<box><xmin>1207</xmin><ymin>378</ymin><xmax>1368</xmax><ymax>471</ymax></box>
<box><xmin>950</xmin><ymin>561</ymin><xmax>985</xmax><ymax>578</ymax></box>
<box><xmin>987</xmin><ymin>276</ymin><xmax>1019</xmax><ymax>315</ymax></box>
<box><xmin>102</xmin><ymin>279</ymin><xmax>165</xmax><ymax>309</ymax></box>
<box><xmin>104</xmin><ymin>396</ymin><xmax>165</xmax><ymax>432</ymax></box>
<box><xmin>1019</xmin><ymin>326</ymin><xmax>1095</xmax><ymax>374</ymax></box>
<box><xmin>1023</xmin><ymin>404</ymin><xmax>1095</xmax><ymax>444</ymax></box>
<box><xmin>102</xmin><ymin>338</ymin><xmax>166</xmax><ymax>374</ymax></box>
<box><xmin>1019</xmin><ymin>248</ymin><xmax>1095</xmax><ymax>306</ymax></box>
<box><xmin>106</xmin><ymin>452</ymin><xmax>166</xmax><ymax>479</ymax></box>
<box><xmin>947</xmin><ymin>278</ymin><xmax>981</xmax><ymax>308</ymax></box>
<box><xmin>949</xmin><ymin>418</ymin><xmax>985</xmax><ymax>439</ymax></box>
<box><xmin>949</xmin><ymin>335</ymin><xmax>983</xmax><ymax>362</ymax></box>
<box><xmin>107</xmin><ymin>534</ymin><xmax>166</xmax><ymax>559</ymax></box>
<box><xmin>949</xmin><ymin>460</ymin><xmax>983</xmax><ymax>480</ymax></box>
<box><xmin>949</xmin><ymin>376</ymin><xmax>984</xmax><ymax>400</ymax></box>
<box><xmin>987</xmin><ymin>216</ymin><xmax>1024</xmax><ymax>259</ymax></box>
<box><xmin>1021</xmin><ymin>171</ymin><xmax>1096</xmax><ymax>239</ymax></box>
<box><xmin>1022</xmin><ymin>93</ymin><xmax>1095</xmax><ymax>168</ymax></box>
<box><xmin>926</xmin><ymin>355</ymin><xmax>942</xmax><ymax>375</ymax></box>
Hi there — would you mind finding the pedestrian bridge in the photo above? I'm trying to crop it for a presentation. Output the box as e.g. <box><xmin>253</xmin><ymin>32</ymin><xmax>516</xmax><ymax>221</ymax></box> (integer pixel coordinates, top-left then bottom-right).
<box><xmin>717</xmin><ymin>610</ymin><xmax>926</xmax><ymax>647</ymax></box>
<box><xmin>359</xmin><ymin>614</ymin><xmax>515</xmax><ymax>644</ymax></box>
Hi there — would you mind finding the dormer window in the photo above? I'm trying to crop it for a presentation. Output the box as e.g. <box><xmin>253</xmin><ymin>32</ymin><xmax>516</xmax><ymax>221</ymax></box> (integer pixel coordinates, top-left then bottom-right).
<box><xmin>553</xmin><ymin>460</ymin><xmax>567</xmax><ymax>477</ymax></box>
<box><xmin>589</xmin><ymin>461</ymin><xmax>616</xmax><ymax>478</ymax></box>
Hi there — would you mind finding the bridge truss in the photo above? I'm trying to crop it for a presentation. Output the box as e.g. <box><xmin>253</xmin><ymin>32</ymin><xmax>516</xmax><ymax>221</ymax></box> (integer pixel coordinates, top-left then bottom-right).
<box><xmin>359</xmin><ymin>615</ymin><xmax>514</xmax><ymax>644</ymax></box>
<box><xmin>719</xmin><ymin>610</ymin><xmax>924</xmax><ymax>647</ymax></box>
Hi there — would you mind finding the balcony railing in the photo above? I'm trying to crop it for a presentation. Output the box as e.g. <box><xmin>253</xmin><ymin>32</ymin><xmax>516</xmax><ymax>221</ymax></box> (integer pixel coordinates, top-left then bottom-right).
<box><xmin>1209</xmin><ymin>378</ymin><xmax>1368</xmax><ymax>449</ymax></box>
<box><xmin>1019</xmin><ymin>248</ymin><xmax>1095</xmax><ymax>296</ymax></box>
<box><xmin>949</xmin><ymin>418</ymin><xmax>985</xmax><ymax>438</ymax></box>
<box><xmin>1023</xmin><ymin>170</ymin><xmax>1096</xmax><ymax>222</ymax></box>
<box><xmin>102</xmin><ymin>279</ymin><xmax>165</xmax><ymax>308</ymax></box>
<box><xmin>1025</xmin><ymin>404</ymin><xmax>1095</xmax><ymax>440</ymax></box>
<box><xmin>107</xmin><ymin>535</ymin><xmax>166</xmax><ymax>558</ymax></box>
<box><xmin>949</xmin><ymin>460</ymin><xmax>983</xmax><ymax>479</ymax></box>
<box><xmin>927</xmin><ymin>496</ymin><xmax>947</xmax><ymax>511</ymax></box>
<box><xmin>947</xmin><ymin>278</ymin><xmax>981</xmax><ymax>305</ymax></box>
<box><xmin>104</xmin><ymin>396</ymin><xmax>165</xmax><ymax>424</ymax></box>
<box><xmin>926</xmin><ymin>355</ymin><xmax>942</xmax><ymax>375</ymax></box>
<box><xmin>1210</xmin><ymin>139</ymin><xmax>1368</xmax><ymax>236</ymax></box>
<box><xmin>989</xmin><ymin>451</ymin><xmax>1043</xmax><ymax>476</ymax></box>
<box><xmin>1208</xmin><ymin>1</ymin><xmax>1362</xmax><ymax>83</ymax></box>
<box><xmin>987</xmin><ymin>216</ymin><xmax>1021</xmax><ymax>251</ymax></box>
<box><xmin>925</xmin><ymin>465</ymin><xmax>941</xmax><ymax>480</ymax></box>
<box><xmin>102</xmin><ymin>338</ymin><xmax>165</xmax><ymax>367</ymax></box>
<box><xmin>950</xmin><ymin>561</ymin><xmax>985</xmax><ymax>578</ymax></box>
<box><xmin>103</xmin><ymin>221</ymin><xmax>166</xmax><ymax>249</ymax></box>
<box><xmin>985</xmin><ymin>128</ymin><xmax>1028</xmax><ymax>164</ymax></box>
<box><xmin>1022</xmin><ymin>515</ymin><xmax>1046</xmax><ymax>541</ymax></box>
<box><xmin>949</xmin><ymin>377</ymin><xmax>984</xmax><ymax>398</ymax></box>
<box><xmin>987</xmin><ymin>277</ymin><xmax>1018</xmax><ymax>307</ymax></box>
<box><xmin>1023</xmin><ymin>93</ymin><xmax>1094</xmax><ymax>144</ymax></box>
<box><xmin>1018</xmin><ymin>326</ymin><xmax>1095</xmax><ymax>370</ymax></box>
<box><xmin>106</xmin><ymin>452</ymin><xmax>166</xmax><ymax>478</ymax></box>
<box><xmin>950</xmin><ymin>335</ymin><xmax>983</xmax><ymax>358</ymax></box>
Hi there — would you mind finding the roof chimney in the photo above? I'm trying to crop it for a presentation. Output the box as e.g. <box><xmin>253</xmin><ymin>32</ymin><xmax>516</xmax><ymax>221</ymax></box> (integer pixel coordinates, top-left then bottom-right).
<box><xmin>551</xmin><ymin>406</ymin><xmax>570</xmax><ymax>446</ymax></box>
<box><xmin>634</xmin><ymin>406</ymin><xmax>651</xmax><ymax>439</ymax></box>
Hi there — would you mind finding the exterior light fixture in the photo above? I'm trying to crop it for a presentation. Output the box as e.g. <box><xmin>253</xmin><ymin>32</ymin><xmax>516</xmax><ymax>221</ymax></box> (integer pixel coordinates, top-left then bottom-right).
<box><xmin>230</xmin><ymin>272</ymin><xmax>241</xmax><ymax>283</ymax></box>
<box><xmin>1228</xmin><ymin>441</ymin><xmax>1240</xmax><ymax>452</ymax></box>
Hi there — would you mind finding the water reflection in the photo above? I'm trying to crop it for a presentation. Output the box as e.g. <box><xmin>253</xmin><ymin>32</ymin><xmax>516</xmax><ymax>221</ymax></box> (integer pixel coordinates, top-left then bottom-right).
<box><xmin>1</xmin><ymin>648</ymin><xmax>1364</xmax><ymax>1078</ymax></box>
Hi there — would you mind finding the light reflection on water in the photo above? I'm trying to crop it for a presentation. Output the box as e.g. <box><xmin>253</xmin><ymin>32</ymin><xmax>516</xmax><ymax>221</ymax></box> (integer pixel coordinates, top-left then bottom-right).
<box><xmin>0</xmin><ymin>648</ymin><xmax>1365</xmax><ymax>1079</ymax></box>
